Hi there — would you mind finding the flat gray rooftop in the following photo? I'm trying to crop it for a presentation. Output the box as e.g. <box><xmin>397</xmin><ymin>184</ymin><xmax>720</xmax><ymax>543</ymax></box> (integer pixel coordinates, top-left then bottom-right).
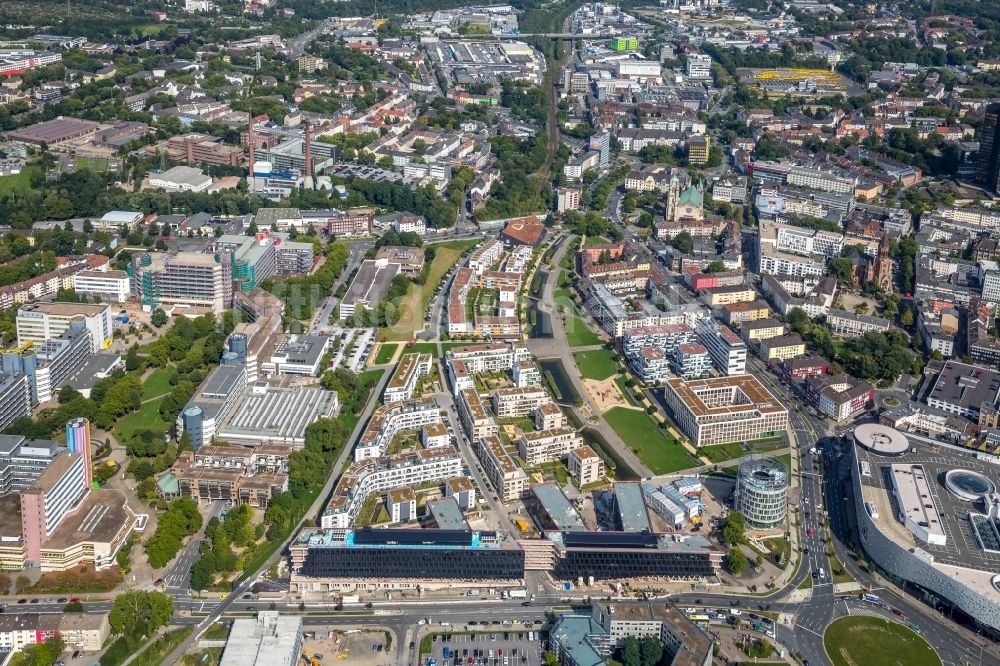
<box><xmin>857</xmin><ymin>441</ymin><xmax>1000</xmax><ymax>574</ymax></box>
<box><xmin>342</xmin><ymin>260</ymin><xmax>401</xmax><ymax>309</ymax></box>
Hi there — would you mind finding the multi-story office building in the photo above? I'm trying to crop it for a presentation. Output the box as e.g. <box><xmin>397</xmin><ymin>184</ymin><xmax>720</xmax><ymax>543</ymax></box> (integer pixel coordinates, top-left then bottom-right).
<box><xmin>663</xmin><ymin>375</ymin><xmax>789</xmax><ymax>446</ymax></box>
<box><xmin>685</xmin><ymin>54</ymin><xmax>712</xmax><ymax>79</ymax></box>
<box><xmin>30</xmin><ymin>325</ymin><xmax>93</xmax><ymax>403</ymax></box>
<box><xmin>687</xmin><ymin>136</ymin><xmax>709</xmax><ymax>165</ymax></box>
<box><xmin>220</xmin><ymin>613</ymin><xmax>302</xmax><ymax>666</ymax></box>
<box><xmin>549</xmin><ymin>531</ymin><xmax>721</xmax><ymax>581</ymax></box>
<box><xmin>176</xmin><ymin>364</ymin><xmax>248</xmax><ymax>447</ymax></box>
<box><xmin>735</xmin><ymin>458</ymin><xmax>788</xmax><ymax>529</ymax></box>
<box><xmin>129</xmin><ymin>251</ymin><xmax>231</xmax><ymax>314</ymax></box>
<box><xmin>263</xmin><ymin>335</ymin><xmax>329</xmax><ymax>376</ymax></box>
<box><xmin>338</xmin><ymin>258</ymin><xmax>401</xmax><ymax>321</ymax></box>
<box><xmin>550</xmin><ymin>601</ymin><xmax>714</xmax><ymax>666</ymax></box>
<box><xmin>804</xmin><ymin>374</ymin><xmax>874</xmax><ymax>421</ymax></box>
<box><xmin>290</xmin><ymin>527</ymin><xmax>525</xmax><ymax>592</ymax></box>
<box><xmin>21</xmin><ymin>450</ymin><xmax>87</xmax><ymax>561</ymax></box>
<box><xmin>786</xmin><ymin>165</ymin><xmax>855</xmax><ymax>194</ymax></box>
<box><xmin>166</xmin><ymin>133</ymin><xmax>243</xmax><ymax>166</ymax></box>
<box><xmin>168</xmin><ymin>450</ymin><xmax>288</xmax><ymax>508</ymax></box>
<box><xmin>975</xmin><ymin>103</ymin><xmax>1000</xmax><ymax>194</ymax></box>
<box><xmin>756</xmin><ymin>219</ymin><xmax>834</xmax><ymax>277</ymax></box>
<box><xmin>384</xmin><ymin>353</ymin><xmax>432</xmax><ymax>404</ymax></box>
<box><xmin>16</xmin><ymin>302</ymin><xmax>112</xmax><ymax>353</ymax></box>
<box><xmin>300</xmin><ymin>208</ymin><xmax>373</xmax><ymax>237</ymax></box>
<box><xmin>695</xmin><ymin>319</ymin><xmax>747</xmax><ymax>375</ymax></box>
<box><xmin>518</xmin><ymin>428</ymin><xmax>581</xmax><ymax>466</ymax></box>
<box><xmin>214</xmin><ymin>233</ymin><xmax>315</xmax><ymax>294</ymax></box>
<box><xmin>476</xmin><ymin>435</ymin><xmax>528</xmax><ymax>501</ymax></box>
<box><xmin>0</xmin><ymin>434</ymin><xmax>61</xmax><ymax>496</ymax></box>
<box><xmin>0</xmin><ymin>373</ymin><xmax>30</xmax><ymax>433</ymax></box>
<box><xmin>71</xmin><ymin>270</ymin><xmax>130</xmax><ymax>303</ymax></box>
<box><xmin>982</xmin><ymin>270</ymin><xmax>1000</xmax><ymax>303</ymax></box>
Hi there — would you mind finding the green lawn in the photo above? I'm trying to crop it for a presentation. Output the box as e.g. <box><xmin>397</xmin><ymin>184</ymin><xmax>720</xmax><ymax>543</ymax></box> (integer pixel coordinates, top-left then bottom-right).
<box><xmin>583</xmin><ymin>235</ymin><xmax>610</xmax><ymax>246</ymax></box>
<box><xmin>572</xmin><ymin>349</ymin><xmax>618</xmax><ymax>380</ymax></box>
<box><xmin>700</xmin><ymin>442</ymin><xmax>746</xmax><ymax>463</ymax></box>
<box><xmin>132</xmin><ymin>628</ymin><xmax>194</xmax><ymax>666</ymax></box>
<box><xmin>0</xmin><ymin>164</ymin><xmax>39</xmax><ymax>196</ymax></box>
<box><xmin>564</xmin><ymin>316</ymin><xmax>602</xmax><ymax>347</ymax></box>
<box><xmin>381</xmin><ymin>239</ymin><xmax>479</xmax><ymax>342</ymax></box>
<box><xmin>141</xmin><ymin>367</ymin><xmax>174</xmax><ymax>401</ymax></box>
<box><xmin>373</xmin><ymin>343</ymin><xmax>399</xmax><ymax>365</ymax></box>
<box><xmin>604</xmin><ymin>407</ymin><xmax>697</xmax><ymax>474</ymax></box>
<box><xmin>823</xmin><ymin>617</ymin><xmax>940</xmax><ymax>666</ymax></box>
<box><xmin>614</xmin><ymin>375</ymin><xmax>639</xmax><ymax>406</ymax></box>
<box><xmin>115</xmin><ymin>398</ymin><xmax>171</xmax><ymax>444</ymax></box>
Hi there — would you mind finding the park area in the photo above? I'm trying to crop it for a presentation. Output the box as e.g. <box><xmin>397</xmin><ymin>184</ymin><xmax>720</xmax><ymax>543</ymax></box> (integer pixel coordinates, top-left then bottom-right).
<box><xmin>564</xmin><ymin>315</ymin><xmax>602</xmax><ymax>347</ymax></box>
<box><xmin>572</xmin><ymin>349</ymin><xmax>618</xmax><ymax>381</ymax></box>
<box><xmin>603</xmin><ymin>407</ymin><xmax>697</xmax><ymax>474</ymax></box>
<box><xmin>380</xmin><ymin>239</ymin><xmax>479</xmax><ymax>341</ymax></box>
<box><xmin>823</xmin><ymin>617</ymin><xmax>940</xmax><ymax>666</ymax></box>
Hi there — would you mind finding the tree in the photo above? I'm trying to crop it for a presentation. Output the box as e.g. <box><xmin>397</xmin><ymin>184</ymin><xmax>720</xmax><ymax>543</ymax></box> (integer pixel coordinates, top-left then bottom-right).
<box><xmin>0</xmin><ymin>573</ymin><xmax>9</xmax><ymax>595</ymax></box>
<box><xmin>669</xmin><ymin>231</ymin><xmax>693</xmax><ymax>255</ymax></box>
<box><xmin>14</xmin><ymin>575</ymin><xmax>29</xmax><ymax>593</ymax></box>
<box><xmin>64</xmin><ymin>600</ymin><xmax>85</xmax><ymax>612</ymax></box>
<box><xmin>543</xmin><ymin>653</ymin><xmax>559</xmax><ymax>666</ymax></box>
<box><xmin>57</xmin><ymin>385</ymin><xmax>82</xmax><ymax>404</ymax></box>
<box><xmin>640</xmin><ymin>636</ymin><xmax>663</xmax><ymax>666</ymax></box>
<box><xmin>10</xmin><ymin>635</ymin><xmax>65</xmax><ymax>666</ymax></box>
<box><xmin>787</xmin><ymin>307</ymin><xmax>809</xmax><ymax>330</ymax></box>
<box><xmin>620</xmin><ymin>635</ymin><xmax>641</xmax><ymax>666</ymax></box>
<box><xmin>109</xmin><ymin>590</ymin><xmax>174</xmax><ymax>638</ymax></box>
<box><xmin>150</xmin><ymin>308</ymin><xmax>167</xmax><ymax>328</ymax></box>
<box><xmin>900</xmin><ymin>305</ymin><xmax>914</xmax><ymax>327</ymax></box>
<box><xmin>722</xmin><ymin>512</ymin><xmax>746</xmax><ymax>545</ymax></box>
<box><xmin>125</xmin><ymin>345</ymin><xmax>140</xmax><ymax>372</ymax></box>
<box><xmin>705</xmin><ymin>260</ymin><xmax>726</xmax><ymax>273</ymax></box>
<box><xmin>827</xmin><ymin>257</ymin><xmax>856</xmax><ymax>287</ymax></box>
<box><xmin>727</xmin><ymin>546</ymin><xmax>747</xmax><ymax>575</ymax></box>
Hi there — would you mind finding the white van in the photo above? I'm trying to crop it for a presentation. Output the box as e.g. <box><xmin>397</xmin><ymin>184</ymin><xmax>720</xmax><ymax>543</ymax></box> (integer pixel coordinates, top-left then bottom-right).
<box><xmin>819</xmin><ymin>567</ymin><xmax>826</xmax><ymax>579</ymax></box>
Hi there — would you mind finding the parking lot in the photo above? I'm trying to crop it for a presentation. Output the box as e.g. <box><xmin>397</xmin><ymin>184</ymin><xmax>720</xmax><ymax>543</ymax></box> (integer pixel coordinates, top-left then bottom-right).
<box><xmin>425</xmin><ymin>629</ymin><xmax>543</xmax><ymax>666</ymax></box>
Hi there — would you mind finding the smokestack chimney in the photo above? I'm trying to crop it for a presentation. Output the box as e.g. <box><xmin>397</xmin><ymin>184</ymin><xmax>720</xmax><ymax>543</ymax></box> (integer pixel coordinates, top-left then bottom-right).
<box><xmin>247</xmin><ymin>111</ymin><xmax>255</xmax><ymax>193</ymax></box>
<box><xmin>304</xmin><ymin>120</ymin><xmax>313</xmax><ymax>187</ymax></box>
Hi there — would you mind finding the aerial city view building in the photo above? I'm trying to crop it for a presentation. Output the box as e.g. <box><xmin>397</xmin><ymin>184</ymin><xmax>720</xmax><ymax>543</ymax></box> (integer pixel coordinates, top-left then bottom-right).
<box><xmin>0</xmin><ymin>0</ymin><xmax>999</xmax><ymax>664</ymax></box>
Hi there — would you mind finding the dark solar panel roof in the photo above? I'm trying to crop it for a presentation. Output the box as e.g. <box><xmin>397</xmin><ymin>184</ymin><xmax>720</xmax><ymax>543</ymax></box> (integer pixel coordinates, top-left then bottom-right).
<box><xmin>561</xmin><ymin>531</ymin><xmax>658</xmax><ymax>549</ymax></box>
<box><xmin>353</xmin><ymin>527</ymin><xmax>474</xmax><ymax>546</ymax></box>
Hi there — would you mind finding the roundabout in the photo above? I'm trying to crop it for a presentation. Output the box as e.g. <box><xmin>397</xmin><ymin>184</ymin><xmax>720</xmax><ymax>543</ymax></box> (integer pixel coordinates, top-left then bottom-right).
<box><xmin>823</xmin><ymin>616</ymin><xmax>941</xmax><ymax>666</ymax></box>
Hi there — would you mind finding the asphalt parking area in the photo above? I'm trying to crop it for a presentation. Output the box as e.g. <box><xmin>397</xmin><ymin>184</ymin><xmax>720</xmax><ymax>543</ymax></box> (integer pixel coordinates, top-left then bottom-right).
<box><xmin>427</xmin><ymin>630</ymin><xmax>542</xmax><ymax>666</ymax></box>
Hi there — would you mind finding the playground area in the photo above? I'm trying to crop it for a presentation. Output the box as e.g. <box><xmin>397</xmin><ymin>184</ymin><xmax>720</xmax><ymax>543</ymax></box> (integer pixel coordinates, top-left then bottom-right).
<box><xmin>582</xmin><ymin>377</ymin><xmax>633</xmax><ymax>413</ymax></box>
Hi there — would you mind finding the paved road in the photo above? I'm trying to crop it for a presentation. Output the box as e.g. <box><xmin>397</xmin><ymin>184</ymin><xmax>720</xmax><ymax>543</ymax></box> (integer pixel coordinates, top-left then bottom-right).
<box><xmin>162</xmin><ymin>501</ymin><xmax>226</xmax><ymax>594</ymax></box>
<box><xmin>310</xmin><ymin>242</ymin><xmax>369</xmax><ymax>335</ymax></box>
<box><xmin>526</xmin><ymin>235</ymin><xmax>652</xmax><ymax>478</ymax></box>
